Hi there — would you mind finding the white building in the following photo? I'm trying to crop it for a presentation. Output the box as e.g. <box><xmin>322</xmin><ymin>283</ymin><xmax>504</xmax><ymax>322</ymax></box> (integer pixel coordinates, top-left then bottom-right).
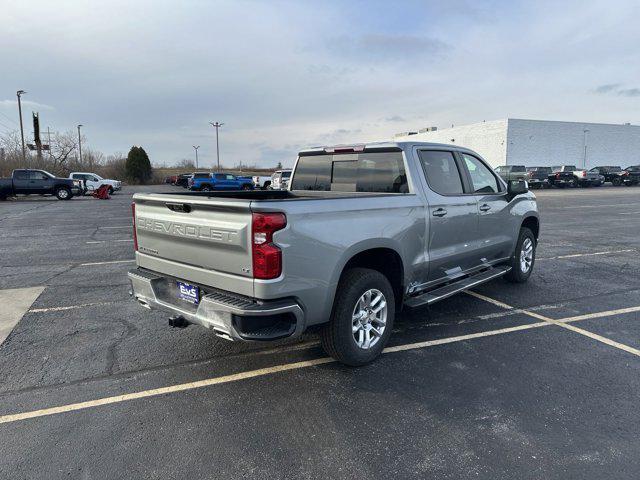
<box><xmin>395</xmin><ymin>119</ymin><xmax>640</xmax><ymax>169</ymax></box>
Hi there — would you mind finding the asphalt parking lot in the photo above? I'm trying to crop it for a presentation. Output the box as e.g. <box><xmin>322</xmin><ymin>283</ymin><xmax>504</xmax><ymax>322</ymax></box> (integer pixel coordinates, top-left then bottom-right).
<box><xmin>1</xmin><ymin>185</ymin><xmax>639</xmax><ymax>479</ymax></box>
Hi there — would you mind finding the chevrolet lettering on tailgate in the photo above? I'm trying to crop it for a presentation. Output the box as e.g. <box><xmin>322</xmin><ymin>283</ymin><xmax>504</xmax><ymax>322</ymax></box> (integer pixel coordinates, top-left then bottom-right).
<box><xmin>137</xmin><ymin>217</ymin><xmax>240</xmax><ymax>244</ymax></box>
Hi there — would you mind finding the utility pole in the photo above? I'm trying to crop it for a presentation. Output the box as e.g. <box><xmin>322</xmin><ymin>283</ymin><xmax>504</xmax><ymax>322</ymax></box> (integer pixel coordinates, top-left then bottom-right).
<box><xmin>77</xmin><ymin>124</ymin><xmax>83</xmax><ymax>163</ymax></box>
<box><xmin>16</xmin><ymin>90</ymin><xmax>26</xmax><ymax>164</ymax></box>
<box><xmin>209</xmin><ymin>121</ymin><xmax>224</xmax><ymax>172</ymax></box>
<box><xmin>47</xmin><ymin>127</ymin><xmax>52</xmax><ymax>158</ymax></box>
<box><xmin>32</xmin><ymin>112</ymin><xmax>42</xmax><ymax>162</ymax></box>
<box><xmin>192</xmin><ymin>145</ymin><xmax>200</xmax><ymax>169</ymax></box>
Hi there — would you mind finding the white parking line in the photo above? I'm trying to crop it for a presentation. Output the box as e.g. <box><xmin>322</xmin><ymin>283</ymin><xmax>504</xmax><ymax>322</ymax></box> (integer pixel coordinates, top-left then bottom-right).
<box><xmin>466</xmin><ymin>291</ymin><xmax>640</xmax><ymax>357</ymax></box>
<box><xmin>619</xmin><ymin>211</ymin><xmax>640</xmax><ymax>215</ymax></box>
<box><xmin>99</xmin><ymin>225</ymin><xmax>132</xmax><ymax>230</ymax></box>
<box><xmin>29</xmin><ymin>302</ymin><xmax>113</xmax><ymax>313</ymax></box>
<box><xmin>537</xmin><ymin>249</ymin><xmax>634</xmax><ymax>260</ymax></box>
<box><xmin>86</xmin><ymin>239</ymin><xmax>133</xmax><ymax>244</ymax></box>
<box><xmin>548</xmin><ymin>203</ymin><xmax>640</xmax><ymax>209</ymax></box>
<box><xmin>79</xmin><ymin>259</ymin><xmax>135</xmax><ymax>266</ymax></box>
<box><xmin>2</xmin><ymin>303</ymin><xmax>636</xmax><ymax>425</ymax></box>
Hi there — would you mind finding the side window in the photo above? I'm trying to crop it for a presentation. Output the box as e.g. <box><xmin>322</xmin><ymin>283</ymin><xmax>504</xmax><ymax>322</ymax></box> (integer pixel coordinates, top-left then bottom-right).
<box><xmin>30</xmin><ymin>171</ymin><xmax>49</xmax><ymax>181</ymax></box>
<box><xmin>226</xmin><ymin>174</ymin><xmax>235</xmax><ymax>180</ymax></box>
<box><xmin>461</xmin><ymin>154</ymin><xmax>500</xmax><ymax>194</ymax></box>
<box><xmin>417</xmin><ymin>150</ymin><xmax>464</xmax><ymax>195</ymax></box>
<box><xmin>14</xmin><ymin>171</ymin><xmax>29</xmax><ymax>180</ymax></box>
<box><xmin>214</xmin><ymin>174</ymin><xmax>225</xmax><ymax>180</ymax></box>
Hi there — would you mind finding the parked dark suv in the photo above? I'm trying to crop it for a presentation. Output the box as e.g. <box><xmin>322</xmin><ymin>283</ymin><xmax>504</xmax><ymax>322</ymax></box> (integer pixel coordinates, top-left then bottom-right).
<box><xmin>589</xmin><ymin>166</ymin><xmax>623</xmax><ymax>185</ymax></box>
<box><xmin>621</xmin><ymin>166</ymin><xmax>640</xmax><ymax>186</ymax></box>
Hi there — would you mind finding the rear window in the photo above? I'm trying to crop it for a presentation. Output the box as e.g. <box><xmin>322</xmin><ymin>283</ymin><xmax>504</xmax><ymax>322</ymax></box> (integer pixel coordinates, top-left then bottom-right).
<box><xmin>511</xmin><ymin>165</ymin><xmax>526</xmax><ymax>172</ymax></box>
<box><xmin>281</xmin><ymin>171</ymin><xmax>291</xmax><ymax>178</ymax></box>
<box><xmin>291</xmin><ymin>152</ymin><xmax>408</xmax><ymax>193</ymax></box>
<box><xmin>193</xmin><ymin>173</ymin><xmax>210</xmax><ymax>179</ymax></box>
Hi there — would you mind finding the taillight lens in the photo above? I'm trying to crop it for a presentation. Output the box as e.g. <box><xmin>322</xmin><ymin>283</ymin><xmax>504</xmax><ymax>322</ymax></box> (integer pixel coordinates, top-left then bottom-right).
<box><xmin>582</xmin><ymin>171</ymin><xmax>587</xmax><ymax>177</ymax></box>
<box><xmin>132</xmin><ymin>202</ymin><xmax>138</xmax><ymax>252</ymax></box>
<box><xmin>556</xmin><ymin>173</ymin><xmax>560</xmax><ymax>178</ymax></box>
<box><xmin>252</xmin><ymin>212</ymin><xmax>286</xmax><ymax>279</ymax></box>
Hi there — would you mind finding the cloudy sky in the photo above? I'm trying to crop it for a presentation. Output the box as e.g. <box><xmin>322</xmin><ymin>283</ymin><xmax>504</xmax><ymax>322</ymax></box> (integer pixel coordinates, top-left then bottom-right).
<box><xmin>1</xmin><ymin>0</ymin><xmax>639</xmax><ymax>168</ymax></box>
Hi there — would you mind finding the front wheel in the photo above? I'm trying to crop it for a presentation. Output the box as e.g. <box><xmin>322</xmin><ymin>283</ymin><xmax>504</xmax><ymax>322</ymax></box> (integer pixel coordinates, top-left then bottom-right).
<box><xmin>505</xmin><ymin>227</ymin><xmax>536</xmax><ymax>283</ymax></box>
<box><xmin>320</xmin><ymin>268</ymin><xmax>395</xmax><ymax>366</ymax></box>
<box><xmin>55</xmin><ymin>187</ymin><xmax>72</xmax><ymax>200</ymax></box>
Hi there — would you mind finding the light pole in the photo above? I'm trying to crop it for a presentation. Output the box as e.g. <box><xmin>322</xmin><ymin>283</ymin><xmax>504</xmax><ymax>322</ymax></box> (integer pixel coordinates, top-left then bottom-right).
<box><xmin>16</xmin><ymin>90</ymin><xmax>26</xmax><ymax>163</ymax></box>
<box><xmin>209</xmin><ymin>122</ymin><xmax>224</xmax><ymax>172</ymax></box>
<box><xmin>77</xmin><ymin>124</ymin><xmax>83</xmax><ymax>163</ymax></box>
<box><xmin>192</xmin><ymin>145</ymin><xmax>200</xmax><ymax>169</ymax></box>
<box><xmin>583</xmin><ymin>128</ymin><xmax>589</xmax><ymax>169</ymax></box>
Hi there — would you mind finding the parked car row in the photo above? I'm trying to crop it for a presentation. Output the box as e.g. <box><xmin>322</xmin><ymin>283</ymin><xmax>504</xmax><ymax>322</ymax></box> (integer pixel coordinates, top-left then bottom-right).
<box><xmin>0</xmin><ymin>169</ymin><xmax>122</xmax><ymax>201</ymax></box>
<box><xmin>166</xmin><ymin>169</ymin><xmax>294</xmax><ymax>192</ymax></box>
<box><xmin>494</xmin><ymin>164</ymin><xmax>640</xmax><ymax>188</ymax></box>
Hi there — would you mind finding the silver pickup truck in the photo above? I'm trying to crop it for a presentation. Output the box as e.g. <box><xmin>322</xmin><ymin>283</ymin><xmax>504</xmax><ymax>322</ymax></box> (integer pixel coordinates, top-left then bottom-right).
<box><xmin>129</xmin><ymin>142</ymin><xmax>539</xmax><ymax>365</ymax></box>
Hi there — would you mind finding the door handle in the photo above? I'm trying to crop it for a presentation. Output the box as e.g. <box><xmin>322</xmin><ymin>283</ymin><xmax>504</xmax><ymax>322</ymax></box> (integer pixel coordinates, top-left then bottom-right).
<box><xmin>479</xmin><ymin>204</ymin><xmax>491</xmax><ymax>212</ymax></box>
<box><xmin>432</xmin><ymin>208</ymin><xmax>447</xmax><ymax>217</ymax></box>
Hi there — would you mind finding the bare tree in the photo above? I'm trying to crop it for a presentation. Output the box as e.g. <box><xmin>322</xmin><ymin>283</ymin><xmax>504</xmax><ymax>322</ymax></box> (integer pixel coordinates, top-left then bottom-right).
<box><xmin>47</xmin><ymin>130</ymin><xmax>79</xmax><ymax>172</ymax></box>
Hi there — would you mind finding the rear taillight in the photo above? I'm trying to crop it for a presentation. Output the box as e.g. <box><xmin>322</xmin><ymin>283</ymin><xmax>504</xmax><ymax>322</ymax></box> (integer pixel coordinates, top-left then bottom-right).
<box><xmin>582</xmin><ymin>171</ymin><xmax>587</xmax><ymax>177</ymax></box>
<box><xmin>252</xmin><ymin>212</ymin><xmax>286</xmax><ymax>279</ymax></box>
<box><xmin>556</xmin><ymin>173</ymin><xmax>560</xmax><ymax>178</ymax></box>
<box><xmin>132</xmin><ymin>202</ymin><xmax>138</xmax><ymax>252</ymax></box>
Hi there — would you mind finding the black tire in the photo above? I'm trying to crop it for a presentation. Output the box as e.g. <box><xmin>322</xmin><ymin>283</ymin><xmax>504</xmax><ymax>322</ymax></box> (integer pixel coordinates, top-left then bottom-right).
<box><xmin>242</xmin><ymin>184</ymin><xmax>252</xmax><ymax>190</ymax></box>
<box><xmin>108</xmin><ymin>186</ymin><xmax>114</xmax><ymax>195</ymax></box>
<box><xmin>201</xmin><ymin>185</ymin><xmax>211</xmax><ymax>192</ymax></box>
<box><xmin>320</xmin><ymin>268</ymin><xmax>395</xmax><ymax>366</ymax></box>
<box><xmin>612</xmin><ymin>177</ymin><xmax>622</xmax><ymax>186</ymax></box>
<box><xmin>55</xmin><ymin>187</ymin><xmax>72</xmax><ymax>200</ymax></box>
<box><xmin>505</xmin><ymin>227</ymin><xmax>536</xmax><ymax>283</ymax></box>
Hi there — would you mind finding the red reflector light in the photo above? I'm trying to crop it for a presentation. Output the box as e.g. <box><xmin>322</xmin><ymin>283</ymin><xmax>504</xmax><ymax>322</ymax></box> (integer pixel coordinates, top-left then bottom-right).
<box><xmin>132</xmin><ymin>202</ymin><xmax>138</xmax><ymax>252</ymax></box>
<box><xmin>252</xmin><ymin>212</ymin><xmax>286</xmax><ymax>279</ymax></box>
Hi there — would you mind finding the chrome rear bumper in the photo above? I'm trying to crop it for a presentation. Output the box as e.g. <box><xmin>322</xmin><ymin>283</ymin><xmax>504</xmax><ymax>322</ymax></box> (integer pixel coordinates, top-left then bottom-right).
<box><xmin>128</xmin><ymin>268</ymin><xmax>305</xmax><ymax>341</ymax></box>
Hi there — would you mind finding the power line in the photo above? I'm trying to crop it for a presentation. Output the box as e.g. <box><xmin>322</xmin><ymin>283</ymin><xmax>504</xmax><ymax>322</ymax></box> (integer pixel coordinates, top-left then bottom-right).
<box><xmin>0</xmin><ymin>110</ymin><xmax>19</xmax><ymax>126</ymax></box>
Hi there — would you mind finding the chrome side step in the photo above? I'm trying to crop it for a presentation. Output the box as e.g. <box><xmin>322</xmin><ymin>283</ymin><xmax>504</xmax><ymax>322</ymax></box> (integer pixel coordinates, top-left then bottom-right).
<box><xmin>404</xmin><ymin>266</ymin><xmax>511</xmax><ymax>310</ymax></box>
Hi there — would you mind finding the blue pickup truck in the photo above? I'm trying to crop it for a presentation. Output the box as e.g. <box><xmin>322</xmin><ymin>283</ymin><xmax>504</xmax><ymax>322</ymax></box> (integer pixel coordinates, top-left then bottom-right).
<box><xmin>189</xmin><ymin>172</ymin><xmax>254</xmax><ymax>191</ymax></box>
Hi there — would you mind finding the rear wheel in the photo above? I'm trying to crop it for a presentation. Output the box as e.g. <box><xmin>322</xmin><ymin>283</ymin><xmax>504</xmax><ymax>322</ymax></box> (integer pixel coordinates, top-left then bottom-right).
<box><xmin>201</xmin><ymin>185</ymin><xmax>212</xmax><ymax>192</ymax></box>
<box><xmin>242</xmin><ymin>184</ymin><xmax>252</xmax><ymax>190</ymax></box>
<box><xmin>612</xmin><ymin>177</ymin><xmax>622</xmax><ymax>186</ymax></box>
<box><xmin>505</xmin><ymin>227</ymin><xmax>536</xmax><ymax>283</ymax></box>
<box><xmin>321</xmin><ymin>268</ymin><xmax>395</xmax><ymax>366</ymax></box>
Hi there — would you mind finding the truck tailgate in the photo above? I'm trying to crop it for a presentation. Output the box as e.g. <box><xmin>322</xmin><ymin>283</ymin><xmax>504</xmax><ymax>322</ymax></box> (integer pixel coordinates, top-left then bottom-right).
<box><xmin>133</xmin><ymin>193</ymin><xmax>254</xmax><ymax>296</ymax></box>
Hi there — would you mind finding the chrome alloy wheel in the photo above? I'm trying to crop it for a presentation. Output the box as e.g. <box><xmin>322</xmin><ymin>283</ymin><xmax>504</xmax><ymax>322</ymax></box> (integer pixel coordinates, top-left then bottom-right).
<box><xmin>520</xmin><ymin>237</ymin><xmax>534</xmax><ymax>273</ymax></box>
<box><xmin>58</xmin><ymin>189</ymin><xmax>69</xmax><ymax>199</ymax></box>
<box><xmin>352</xmin><ymin>289</ymin><xmax>387</xmax><ymax>350</ymax></box>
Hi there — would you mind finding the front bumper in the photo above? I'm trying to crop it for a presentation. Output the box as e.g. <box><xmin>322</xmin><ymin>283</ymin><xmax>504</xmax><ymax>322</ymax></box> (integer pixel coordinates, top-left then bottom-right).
<box><xmin>128</xmin><ymin>268</ymin><xmax>305</xmax><ymax>341</ymax></box>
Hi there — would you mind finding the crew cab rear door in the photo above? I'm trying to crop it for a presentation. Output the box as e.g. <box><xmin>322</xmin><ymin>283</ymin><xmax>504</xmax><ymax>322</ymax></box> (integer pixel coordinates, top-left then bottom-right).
<box><xmin>458</xmin><ymin>153</ymin><xmax>513</xmax><ymax>264</ymax></box>
<box><xmin>416</xmin><ymin>149</ymin><xmax>480</xmax><ymax>282</ymax></box>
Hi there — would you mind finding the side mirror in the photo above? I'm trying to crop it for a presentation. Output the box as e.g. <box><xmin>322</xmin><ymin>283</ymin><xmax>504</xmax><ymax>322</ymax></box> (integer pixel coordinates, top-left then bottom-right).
<box><xmin>507</xmin><ymin>179</ymin><xmax>528</xmax><ymax>198</ymax></box>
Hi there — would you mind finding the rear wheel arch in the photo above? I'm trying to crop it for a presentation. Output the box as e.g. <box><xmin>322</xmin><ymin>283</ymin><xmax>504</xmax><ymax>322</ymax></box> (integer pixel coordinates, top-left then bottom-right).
<box><xmin>336</xmin><ymin>247</ymin><xmax>405</xmax><ymax>310</ymax></box>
